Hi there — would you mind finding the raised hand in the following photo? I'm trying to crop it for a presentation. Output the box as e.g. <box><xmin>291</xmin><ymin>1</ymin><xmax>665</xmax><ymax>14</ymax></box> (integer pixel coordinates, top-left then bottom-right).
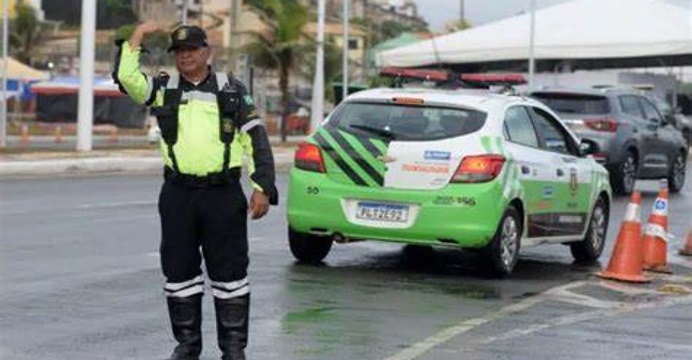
<box><xmin>136</xmin><ymin>21</ymin><xmax>160</xmax><ymax>36</ymax></box>
<box><xmin>129</xmin><ymin>21</ymin><xmax>161</xmax><ymax>49</ymax></box>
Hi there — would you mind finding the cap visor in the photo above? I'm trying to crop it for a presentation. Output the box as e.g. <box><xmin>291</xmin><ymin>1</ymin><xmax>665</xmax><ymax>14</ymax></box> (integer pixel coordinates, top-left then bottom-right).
<box><xmin>168</xmin><ymin>41</ymin><xmax>206</xmax><ymax>52</ymax></box>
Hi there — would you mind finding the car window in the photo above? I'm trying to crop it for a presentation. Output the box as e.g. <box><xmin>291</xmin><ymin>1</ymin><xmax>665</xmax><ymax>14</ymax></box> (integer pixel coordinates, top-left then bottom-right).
<box><xmin>503</xmin><ymin>106</ymin><xmax>539</xmax><ymax>148</ymax></box>
<box><xmin>331</xmin><ymin>101</ymin><xmax>487</xmax><ymax>141</ymax></box>
<box><xmin>619</xmin><ymin>95</ymin><xmax>644</xmax><ymax>118</ymax></box>
<box><xmin>529</xmin><ymin>107</ymin><xmax>575</xmax><ymax>155</ymax></box>
<box><xmin>638</xmin><ymin>97</ymin><xmax>663</xmax><ymax>123</ymax></box>
<box><xmin>650</xmin><ymin>96</ymin><xmax>673</xmax><ymax>116</ymax></box>
<box><xmin>530</xmin><ymin>92</ymin><xmax>610</xmax><ymax>114</ymax></box>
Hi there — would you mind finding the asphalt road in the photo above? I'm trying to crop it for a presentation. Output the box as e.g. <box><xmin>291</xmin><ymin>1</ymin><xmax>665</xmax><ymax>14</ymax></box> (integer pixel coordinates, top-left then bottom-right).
<box><xmin>1</xmin><ymin>170</ymin><xmax>691</xmax><ymax>360</ymax></box>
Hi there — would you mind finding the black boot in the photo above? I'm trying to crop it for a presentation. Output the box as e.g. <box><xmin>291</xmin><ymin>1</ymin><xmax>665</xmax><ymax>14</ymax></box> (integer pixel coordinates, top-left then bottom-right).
<box><xmin>165</xmin><ymin>294</ymin><xmax>203</xmax><ymax>360</ymax></box>
<box><xmin>214</xmin><ymin>294</ymin><xmax>249</xmax><ymax>360</ymax></box>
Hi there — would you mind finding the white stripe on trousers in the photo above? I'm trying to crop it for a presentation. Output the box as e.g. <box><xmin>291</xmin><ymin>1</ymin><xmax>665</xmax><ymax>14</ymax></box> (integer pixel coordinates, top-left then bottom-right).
<box><xmin>210</xmin><ymin>277</ymin><xmax>249</xmax><ymax>299</ymax></box>
<box><xmin>164</xmin><ymin>275</ymin><xmax>204</xmax><ymax>297</ymax></box>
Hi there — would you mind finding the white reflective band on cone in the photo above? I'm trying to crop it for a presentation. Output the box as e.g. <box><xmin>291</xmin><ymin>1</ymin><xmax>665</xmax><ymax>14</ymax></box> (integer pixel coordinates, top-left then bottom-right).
<box><xmin>623</xmin><ymin>204</ymin><xmax>641</xmax><ymax>222</ymax></box>
<box><xmin>645</xmin><ymin>223</ymin><xmax>668</xmax><ymax>242</ymax></box>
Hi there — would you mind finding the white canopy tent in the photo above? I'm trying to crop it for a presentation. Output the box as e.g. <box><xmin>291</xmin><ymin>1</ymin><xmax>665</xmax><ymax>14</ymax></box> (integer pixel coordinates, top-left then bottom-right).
<box><xmin>376</xmin><ymin>0</ymin><xmax>692</xmax><ymax>70</ymax></box>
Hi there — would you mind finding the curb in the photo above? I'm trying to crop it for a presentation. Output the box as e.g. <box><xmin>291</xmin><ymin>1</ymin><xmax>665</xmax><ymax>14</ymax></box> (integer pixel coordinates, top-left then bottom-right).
<box><xmin>0</xmin><ymin>150</ymin><xmax>295</xmax><ymax>178</ymax></box>
<box><xmin>0</xmin><ymin>157</ymin><xmax>164</xmax><ymax>176</ymax></box>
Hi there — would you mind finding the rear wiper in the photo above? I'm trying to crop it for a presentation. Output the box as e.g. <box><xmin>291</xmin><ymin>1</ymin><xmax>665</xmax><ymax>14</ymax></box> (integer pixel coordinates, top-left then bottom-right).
<box><xmin>348</xmin><ymin>124</ymin><xmax>395</xmax><ymax>139</ymax></box>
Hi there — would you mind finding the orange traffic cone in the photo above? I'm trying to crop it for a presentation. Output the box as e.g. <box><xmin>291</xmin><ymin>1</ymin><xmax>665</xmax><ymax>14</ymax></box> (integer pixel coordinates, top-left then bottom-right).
<box><xmin>20</xmin><ymin>124</ymin><xmax>30</xmax><ymax>145</ymax></box>
<box><xmin>678</xmin><ymin>229</ymin><xmax>692</xmax><ymax>256</ymax></box>
<box><xmin>642</xmin><ymin>181</ymin><xmax>672</xmax><ymax>273</ymax></box>
<box><xmin>596</xmin><ymin>191</ymin><xmax>651</xmax><ymax>283</ymax></box>
<box><xmin>53</xmin><ymin>125</ymin><xmax>63</xmax><ymax>143</ymax></box>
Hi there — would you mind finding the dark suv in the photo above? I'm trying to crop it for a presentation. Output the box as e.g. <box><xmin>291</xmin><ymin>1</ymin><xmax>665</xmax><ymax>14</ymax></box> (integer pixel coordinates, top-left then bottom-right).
<box><xmin>529</xmin><ymin>88</ymin><xmax>688</xmax><ymax>195</ymax></box>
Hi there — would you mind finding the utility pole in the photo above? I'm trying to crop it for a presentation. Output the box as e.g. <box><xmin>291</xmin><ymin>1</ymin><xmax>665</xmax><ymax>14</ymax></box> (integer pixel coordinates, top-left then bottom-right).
<box><xmin>342</xmin><ymin>0</ymin><xmax>349</xmax><ymax>101</ymax></box>
<box><xmin>528</xmin><ymin>0</ymin><xmax>537</xmax><ymax>89</ymax></box>
<box><xmin>229</xmin><ymin>0</ymin><xmax>240</xmax><ymax>72</ymax></box>
<box><xmin>1</xmin><ymin>0</ymin><xmax>8</xmax><ymax>148</ymax></box>
<box><xmin>0</xmin><ymin>0</ymin><xmax>10</xmax><ymax>148</ymax></box>
<box><xmin>77</xmin><ymin>0</ymin><xmax>97</xmax><ymax>152</ymax></box>
<box><xmin>181</xmin><ymin>0</ymin><xmax>189</xmax><ymax>24</ymax></box>
<box><xmin>310</xmin><ymin>0</ymin><xmax>326</xmax><ymax>133</ymax></box>
<box><xmin>460</xmin><ymin>0</ymin><xmax>464</xmax><ymax>21</ymax></box>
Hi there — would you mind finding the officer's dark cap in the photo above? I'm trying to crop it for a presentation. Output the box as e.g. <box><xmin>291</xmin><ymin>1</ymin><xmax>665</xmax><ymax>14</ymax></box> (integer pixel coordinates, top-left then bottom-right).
<box><xmin>168</xmin><ymin>25</ymin><xmax>208</xmax><ymax>52</ymax></box>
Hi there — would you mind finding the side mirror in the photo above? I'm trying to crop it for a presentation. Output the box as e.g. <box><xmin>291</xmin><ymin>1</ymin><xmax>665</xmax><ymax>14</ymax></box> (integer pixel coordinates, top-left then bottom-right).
<box><xmin>648</xmin><ymin>117</ymin><xmax>662</xmax><ymax>129</ymax></box>
<box><xmin>579</xmin><ymin>139</ymin><xmax>599</xmax><ymax>157</ymax></box>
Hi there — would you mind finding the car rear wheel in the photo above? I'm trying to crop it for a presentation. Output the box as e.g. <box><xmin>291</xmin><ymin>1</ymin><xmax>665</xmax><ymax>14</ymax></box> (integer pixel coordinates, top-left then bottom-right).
<box><xmin>668</xmin><ymin>152</ymin><xmax>686</xmax><ymax>193</ymax></box>
<box><xmin>482</xmin><ymin>207</ymin><xmax>521</xmax><ymax>277</ymax></box>
<box><xmin>288</xmin><ymin>227</ymin><xmax>333</xmax><ymax>263</ymax></box>
<box><xmin>570</xmin><ymin>196</ymin><xmax>609</xmax><ymax>262</ymax></box>
<box><xmin>611</xmin><ymin>151</ymin><xmax>637</xmax><ymax>195</ymax></box>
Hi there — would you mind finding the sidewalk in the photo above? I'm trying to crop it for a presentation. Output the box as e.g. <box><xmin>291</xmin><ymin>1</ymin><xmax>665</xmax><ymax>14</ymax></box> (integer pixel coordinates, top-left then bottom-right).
<box><xmin>0</xmin><ymin>136</ymin><xmax>304</xmax><ymax>177</ymax></box>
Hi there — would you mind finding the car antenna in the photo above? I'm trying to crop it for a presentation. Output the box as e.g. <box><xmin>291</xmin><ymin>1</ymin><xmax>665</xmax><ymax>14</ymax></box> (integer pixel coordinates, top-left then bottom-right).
<box><xmin>429</xmin><ymin>32</ymin><xmax>444</xmax><ymax>71</ymax></box>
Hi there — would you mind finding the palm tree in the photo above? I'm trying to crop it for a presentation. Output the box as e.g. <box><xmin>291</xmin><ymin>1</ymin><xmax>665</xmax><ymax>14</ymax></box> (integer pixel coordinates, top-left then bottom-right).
<box><xmin>245</xmin><ymin>0</ymin><xmax>309</xmax><ymax>142</ymax></box>
<box><xmin>9</xmin><ymin>3</ymin><xmax>48</xmax><ymax>65</ymax></box>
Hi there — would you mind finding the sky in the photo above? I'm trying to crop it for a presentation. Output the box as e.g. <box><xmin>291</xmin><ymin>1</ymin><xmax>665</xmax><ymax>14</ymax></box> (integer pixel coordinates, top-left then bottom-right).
<box><xmin>412</xmin><ymin>0</ymin><xmax>692</xmax><ymax>32</ymax></box>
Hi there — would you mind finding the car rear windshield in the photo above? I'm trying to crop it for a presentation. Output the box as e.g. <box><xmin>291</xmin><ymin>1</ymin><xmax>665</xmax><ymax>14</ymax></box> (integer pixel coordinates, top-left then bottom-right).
<box><xmin>531</xmin><ymin>92</ymin><xmax>610</xmax><ymax>114</ymax></box>
<box><xmin>330</xmin><ymin>101</ymin><xmax>487</xmax><ymax>141</ymax></box>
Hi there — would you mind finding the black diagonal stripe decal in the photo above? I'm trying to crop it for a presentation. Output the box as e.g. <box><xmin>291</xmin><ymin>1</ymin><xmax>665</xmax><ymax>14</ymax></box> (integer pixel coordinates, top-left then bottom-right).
<box><xmin>326</xmin><ymin>128</ymin><xmax>384</xmax><ymax>186</ymax></box>
<box><xmin>314</xmin><ymin>132</ymin><xmax>368</xmax><ymax>186</ymax></box>
<box><xmin>358</xmin><ymin>136</ymin><xmax>383</xmax><ymax>159</ymax></box>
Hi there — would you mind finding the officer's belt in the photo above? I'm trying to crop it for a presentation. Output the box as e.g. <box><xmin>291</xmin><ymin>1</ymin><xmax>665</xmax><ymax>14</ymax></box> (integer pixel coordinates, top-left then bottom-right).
<box><xmin>164</xmin><ymin>166</ymin><xmax>241</xmax><ymax>188</ymax></box>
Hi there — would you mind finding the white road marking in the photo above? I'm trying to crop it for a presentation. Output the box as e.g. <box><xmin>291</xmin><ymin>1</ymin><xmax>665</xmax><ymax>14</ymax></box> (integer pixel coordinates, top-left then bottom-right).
<box><xmin>76</xmin><ymin>200</ymin><xmax>155</xmax><ymax>209</ymax></box>
<box><xmin>382</xmin><ymin>287</ymin><xmax>548</xmax><ymax>360</ymax></box>
<box><xmin>383</xmin><ymin>279</ymin><xmax>692</xmax><ymax>360</ymax></box>
<box><xmin>2</xmin><ymin>200</ymin><xmax>156</xmax><ymax>216</ymax></box>
<box><xmin>543</xmin><ymin>281</ymin><xmax>623</xmax><ymax>309</ymax></box>
<box><xmin>474</xmin><ymin>293</ymin><xmax>692</xmax><ymax>346</ymax></box>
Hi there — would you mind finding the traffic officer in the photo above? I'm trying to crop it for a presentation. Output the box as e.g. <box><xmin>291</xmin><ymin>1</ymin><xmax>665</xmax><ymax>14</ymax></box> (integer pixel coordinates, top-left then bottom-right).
<box><xmin>113</xmin><ymin>21</ymin><xmax>278</xmax><ymax>360</ymax></box>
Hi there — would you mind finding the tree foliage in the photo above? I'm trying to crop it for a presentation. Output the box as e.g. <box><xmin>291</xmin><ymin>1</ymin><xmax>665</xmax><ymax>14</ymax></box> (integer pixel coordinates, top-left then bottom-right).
<box><xmin>244</xmin><ymin>0</ymin><xmax>309</xmax><ymax>142</ymax></box>
<box><xmin>352</xmin><ymin>17</ymin><xmax>428</xmax><ymax>47</ymax></box>
<box><xmin>9</xmin><ymin>3</ymin><xmax>48</xmax><ymax>65</ymax></box>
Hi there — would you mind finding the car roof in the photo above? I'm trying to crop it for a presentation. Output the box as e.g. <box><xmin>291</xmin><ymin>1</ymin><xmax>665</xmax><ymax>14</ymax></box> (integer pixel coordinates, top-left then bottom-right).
<box><xmin>529</xmin><ymin>86</ymin><xmax>643</xmax><ymax>97</ymax></box>
<box><xmin>345</xmin><ymin>87</ymin><xmax>534</xmax><ymax>112</ymax></box>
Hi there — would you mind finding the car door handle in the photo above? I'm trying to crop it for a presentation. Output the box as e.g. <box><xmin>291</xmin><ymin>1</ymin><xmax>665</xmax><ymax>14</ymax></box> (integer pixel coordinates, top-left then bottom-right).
<box><xmin>556</xmin><ymin>169</ymin><xmax>565</xmax><ymax>177</ymax></box>
<box><xmin>521</xmin><ymin>165</ymin><xmax>531</xmax><ymax>174</ymax></box>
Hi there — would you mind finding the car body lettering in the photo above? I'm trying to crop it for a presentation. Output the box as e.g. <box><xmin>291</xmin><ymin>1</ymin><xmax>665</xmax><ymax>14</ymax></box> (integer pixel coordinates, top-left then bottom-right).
<box><xmin>424</xmin><ymin>150</ymin><xmax>451</xmax><ymax>161</ymax></box>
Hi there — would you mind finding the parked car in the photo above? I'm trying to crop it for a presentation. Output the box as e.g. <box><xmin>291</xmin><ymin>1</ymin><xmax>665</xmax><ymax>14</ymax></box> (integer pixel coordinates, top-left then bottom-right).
<box><xmin>529</xmin><ymin>88</ymin><xmax>688</xmax><ymax>195</ymax></box>
<box><xmin>287</xmin><ymin>88</ymin><xmax>612</xmax><ymax>276</ymax></box>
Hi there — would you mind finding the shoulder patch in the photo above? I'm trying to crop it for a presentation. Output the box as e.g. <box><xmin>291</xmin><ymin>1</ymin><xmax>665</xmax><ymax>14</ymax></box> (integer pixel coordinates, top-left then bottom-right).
<box><xmin>243</xmin><ymin>95</ymin><xmax>255</xmax><ymax>106</ymax></box>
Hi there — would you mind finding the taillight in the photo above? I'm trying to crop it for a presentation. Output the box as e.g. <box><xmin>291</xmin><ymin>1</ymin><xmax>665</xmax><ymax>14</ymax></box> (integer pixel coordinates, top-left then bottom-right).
<box><xmin>584</xmin><ymin>118</ymin><xmax>618</xmax><ymax>132</ymax></box>
<box><xmin>592</xmin><ymin>152</ymin><xmax>608</xmax><ymax>163</ymax></box>
<box><xmin>295</xmin><ymin>142</ymin><xmax>326</xmax><ymax>173</ymax></box>
<box><xmin>451</xmin><ymin>154</ymin><xmax>505</xmax><ymax>183</ymax></box>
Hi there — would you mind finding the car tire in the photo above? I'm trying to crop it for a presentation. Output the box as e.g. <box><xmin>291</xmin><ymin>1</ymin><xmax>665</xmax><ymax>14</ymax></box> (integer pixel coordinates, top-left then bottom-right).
<box><xmin>611</xmin><ymin>151</ymin><xmax>637</xmax><ymax>195</ymax></box>
<box><xmin>570</xmin><ymin>196</ymin><xmax>609</xmax><ymax>262</ymax></box>
<box><xmin>482</xmin><ymin>207</ymin><xmax>521</xmax><ymax>277</ymax></box>
<box><xmin>668</xmin><ymin>151</ymin><xmax>687</xmax><ymax>193</ymax></box>
<box><xmin>288</xmin><ymin>227</ymin><xmax>333</xmax><ymax>263</ymax></box>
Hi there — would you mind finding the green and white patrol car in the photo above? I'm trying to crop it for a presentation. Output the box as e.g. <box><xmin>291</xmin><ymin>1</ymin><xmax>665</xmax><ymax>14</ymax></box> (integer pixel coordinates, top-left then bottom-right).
<box><xmin>287</xmin><ymin>88</ymin><xmax>612</xmax><ymax>276</ymax></box>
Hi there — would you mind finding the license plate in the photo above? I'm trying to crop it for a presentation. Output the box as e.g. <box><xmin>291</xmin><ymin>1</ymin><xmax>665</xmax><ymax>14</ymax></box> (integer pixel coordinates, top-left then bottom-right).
<box><xmin>356</xmin><ymin>202</ymin><xmax>409</xmax><ymax>223</ymax></box>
